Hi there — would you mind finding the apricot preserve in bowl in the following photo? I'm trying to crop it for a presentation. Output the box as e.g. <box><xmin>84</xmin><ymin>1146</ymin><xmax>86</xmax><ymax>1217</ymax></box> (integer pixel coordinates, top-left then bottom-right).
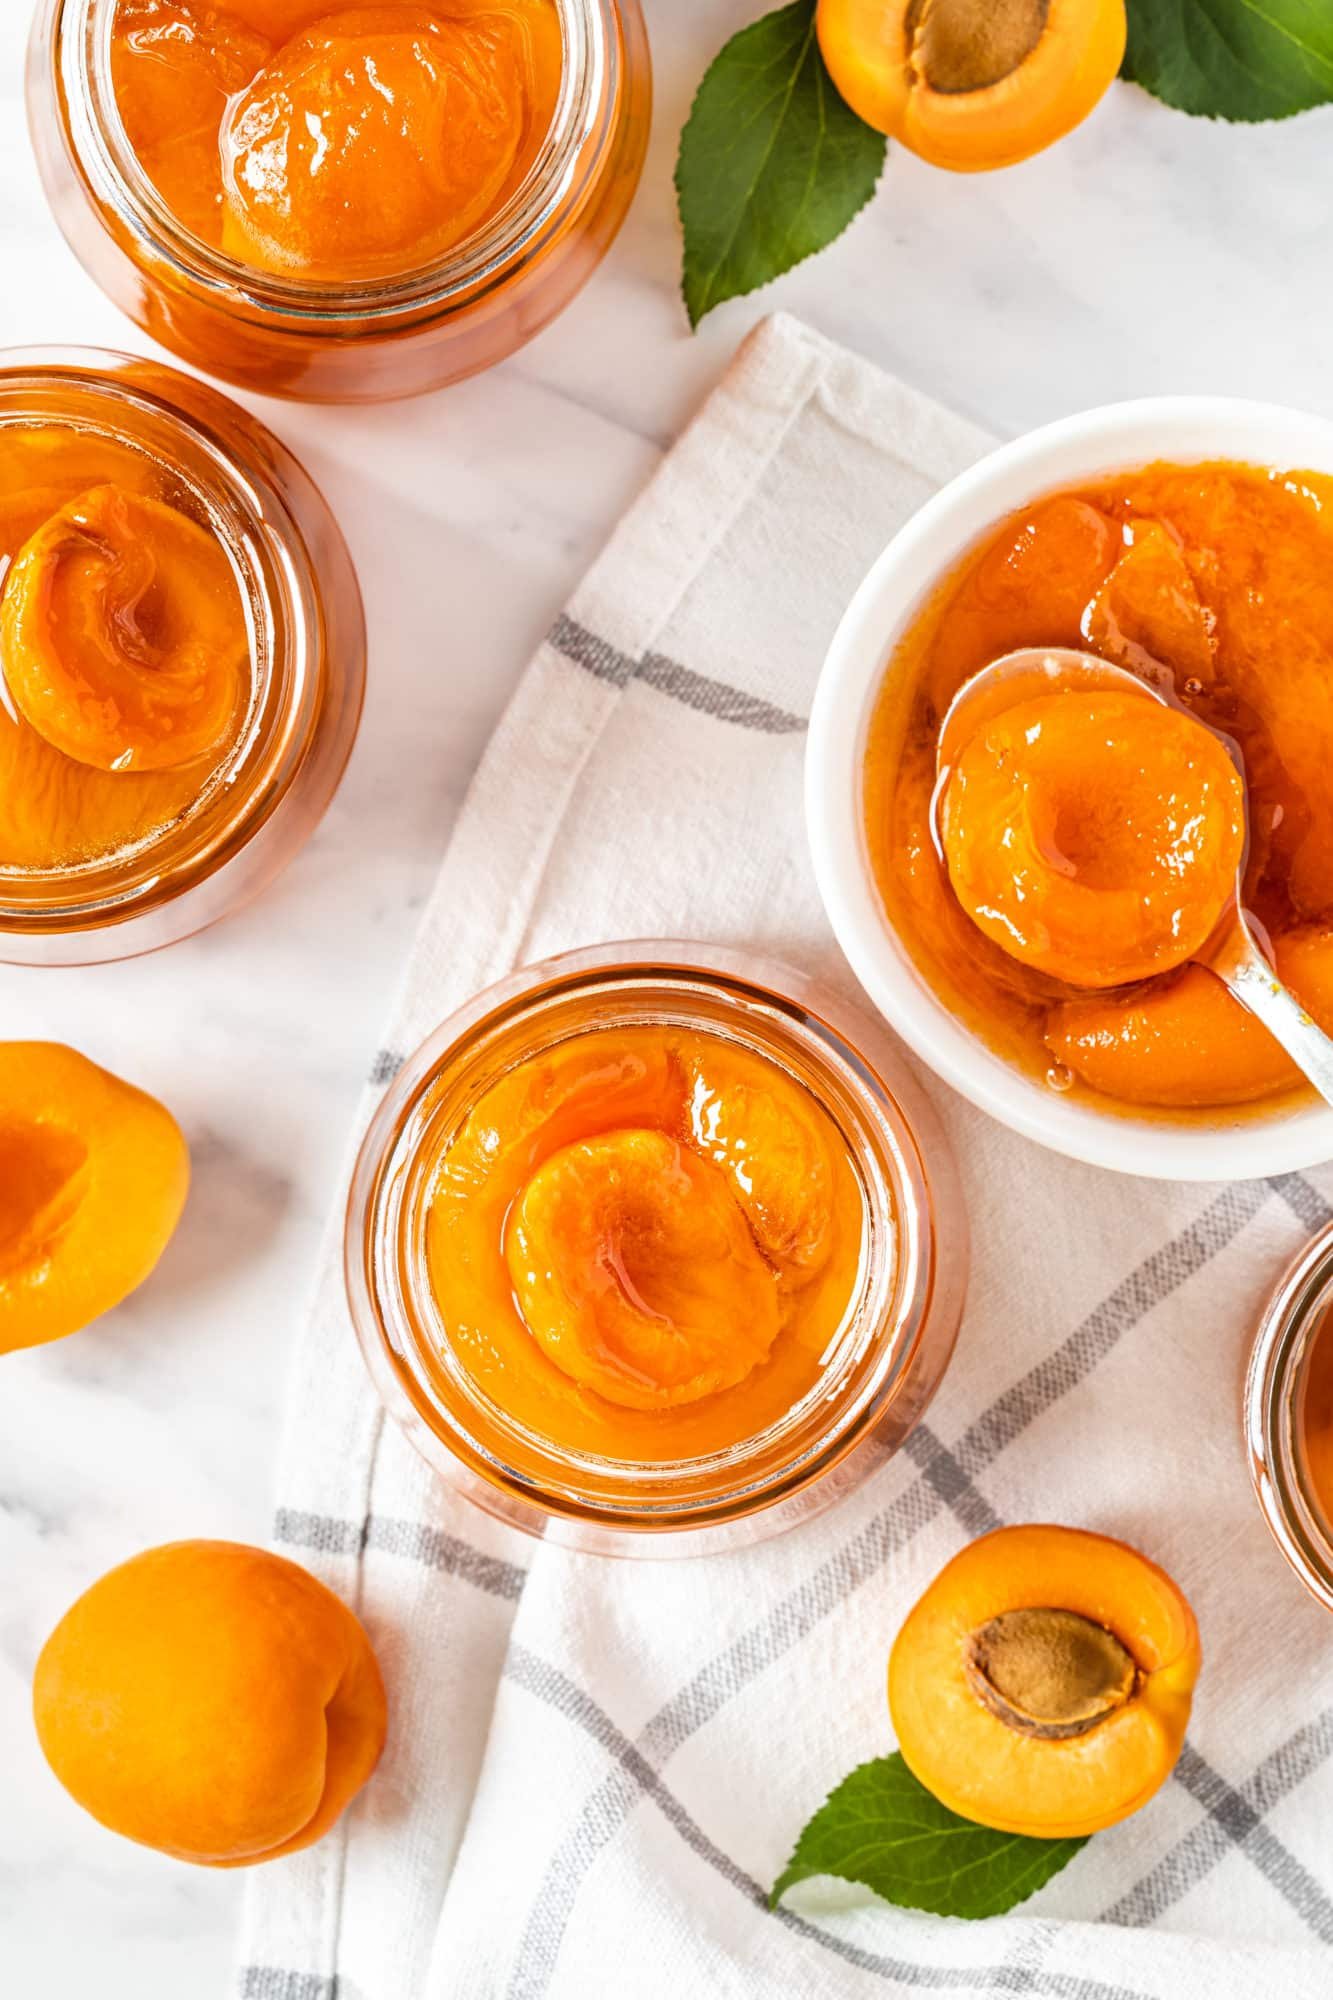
<box><xmin>0</xmin><ymin>348</ymin><xmax>364</xmax><ymax>964</ymax></box>
<box><xmin>29</xmin><ymin>0</ymin><xmax>650</xmax><ymax>401</ymax></box>
<box><xmin>347</xmin><ymin>944</ymin><xmax>967</xmax><ymax>1555</ymax></box>
<box><xmin>808</xmin><ymin>399</ymin><xmax>1333</xmax><ymax>1180</ymax></box>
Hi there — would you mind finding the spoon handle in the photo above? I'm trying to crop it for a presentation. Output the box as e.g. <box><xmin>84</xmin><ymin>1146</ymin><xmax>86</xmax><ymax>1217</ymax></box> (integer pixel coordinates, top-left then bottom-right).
<box><xmin>1208</xmin><ymin>917</ymin><xmax>1333</xmax><ymax>1110</ymax></box>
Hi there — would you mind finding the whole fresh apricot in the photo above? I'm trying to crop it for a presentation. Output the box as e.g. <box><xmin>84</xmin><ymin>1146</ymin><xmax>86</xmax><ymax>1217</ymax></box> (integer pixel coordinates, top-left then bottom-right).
<box><xmin>0</xmin><ymin>1043</ymin><xmax>189</xmax><ymax>1356</ymax></box>
<box><xmin>890</xmin><ymin>1524</ymin><xmax>1200</xmax><ymax>1838</ymax></box>
<box><xmin>33</xmin><ymin>1541</ymin><xmax>387</xmax><ymax>1866</ymax></box>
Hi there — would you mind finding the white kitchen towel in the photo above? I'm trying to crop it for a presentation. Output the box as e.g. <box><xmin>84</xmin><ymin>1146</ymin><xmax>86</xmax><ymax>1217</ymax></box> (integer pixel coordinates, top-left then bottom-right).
<box><xmin>239</xmin><ymin>313</ymin><xmax>1333</xmax><ymax>2000</ymax></box>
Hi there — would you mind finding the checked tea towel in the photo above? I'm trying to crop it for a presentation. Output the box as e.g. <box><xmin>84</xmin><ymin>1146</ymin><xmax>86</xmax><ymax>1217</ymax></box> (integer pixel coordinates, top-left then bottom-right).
<box><xmin>240</xmin><ymin>314</ymin><xmax>1333</xmax><ymax>2000</ymax></box>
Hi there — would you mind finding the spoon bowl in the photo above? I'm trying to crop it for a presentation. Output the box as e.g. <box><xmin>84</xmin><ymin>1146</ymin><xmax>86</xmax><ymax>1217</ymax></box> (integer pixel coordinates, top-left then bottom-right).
<box><xmin>934</xmin><ymin>647</ymin><xmax>1333</xmax><ymax>1109</ymax></box>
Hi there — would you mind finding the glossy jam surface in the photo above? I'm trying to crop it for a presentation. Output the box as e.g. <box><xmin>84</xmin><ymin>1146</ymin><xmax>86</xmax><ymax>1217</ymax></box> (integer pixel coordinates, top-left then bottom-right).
<box><xmin>866</xmin><ymin>461</ymin><xmax>1333</xmax><ymax>1111</ymax></box>
<box><xmin>423</xmin><ymin>1025</ymin><xmax>866</xmax><ymax>1462</ymax></box>
<box><xmin>109</xmin><ymin>0</ymin><xmax>564</xmax><ymax>281</ymax></box>
<box><xmin>0</xmin><ymin>424</ymin><xmax>250</xmax><ymax>875</ymax></box>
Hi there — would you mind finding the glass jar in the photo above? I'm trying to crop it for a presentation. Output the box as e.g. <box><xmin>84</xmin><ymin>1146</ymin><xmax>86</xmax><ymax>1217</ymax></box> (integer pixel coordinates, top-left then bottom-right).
<box><xmin>27</xmin><ymin>0</ymin><xmax>652</xmax><ymax>403</ymax></box>
<box><xmin>1244</xmin><ymin>1220</ymin><xmax>1333</xmax><ymax>1612</ymax></box>
<box><xmin>0</xmin><ymin>347</ymin><xmax>364</xmax><ymax>965</ymax></box>
<box><xmin>347</xmin><ymin>942</ymin><xmax>969</xmax><ymax>1557</ymax></box>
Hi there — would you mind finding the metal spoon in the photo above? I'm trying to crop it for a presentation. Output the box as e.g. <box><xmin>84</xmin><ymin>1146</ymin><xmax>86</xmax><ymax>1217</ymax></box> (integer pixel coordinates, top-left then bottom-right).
<box><xmin>934</xmin><ymin>646</ymin><xmax>1333</xmax><ymax>1108</ymax></box>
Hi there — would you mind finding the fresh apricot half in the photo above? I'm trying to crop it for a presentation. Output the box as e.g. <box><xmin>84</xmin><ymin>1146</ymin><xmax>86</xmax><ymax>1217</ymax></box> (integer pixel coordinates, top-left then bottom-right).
<box><xmin>220</xmin><ymin>7</ymin><xmax>527</xmax><ymax>281</ymax></box>
<box><xmin>0</xmin><ymin>484</ymin><xmax>247</xmax><ymax>774</ymax></box>
<box><xmin>0</xmin><ymin>1043</ymin><xmax>189</xmax><ymax>1356</ymax></box>
<box><xmin>940</xmin><ymin>690</ymin><xmax>1245</xmax><ymax>989</ymax></box>
<box><xmin>33</xmin><ymin>1540</ymin><xmax>387</xmax><ymax>1866</ymax></box>
<box><xmin>890</xmin><ymin>1525</ymin><xmax>1200</xmax><ymax>1838</ymax></box>
<box><xmin>818</xmin><ymin>0</ymin><xmax>1126</xmax><ymax>172</ymax></box>
<box><xmin>506</xmin><ymin>1127</ymin><xmax>780</xmax><ymax>1410</ymax></box>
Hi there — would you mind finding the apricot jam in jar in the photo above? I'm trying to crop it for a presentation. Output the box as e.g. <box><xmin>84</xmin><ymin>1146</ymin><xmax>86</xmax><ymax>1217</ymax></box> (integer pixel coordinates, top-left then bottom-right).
<box><xmin>0</xmin><ymin>349</ymin><xmax>364</xmax><ymax>965</ymax></box>
<box><xmin>1246</xmin><ymin>1222</ymin><xmax>1333</xmax><ymax>1614</ymax></box>
<box><xmin>865</xmin><ymin>461</ymin><xmax>1333</xmax><ymax>1118</ymax></box>
<box><xmin>348</xmin><ymin>945</ymin><xmax>968</xmax><ymax>1554</ymax></box>
<box><xmin>29</xmin><ymin>0</ymin><xmax>651</xmax><ymax>401</ymax></box>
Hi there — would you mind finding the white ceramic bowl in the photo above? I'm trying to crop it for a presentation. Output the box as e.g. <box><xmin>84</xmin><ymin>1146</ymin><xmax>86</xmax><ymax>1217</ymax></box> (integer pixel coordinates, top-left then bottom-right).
<box><xmin>806</xmin><ymin>396</ymin><xmax>1333</xmax><ymax>1181</ymax></box>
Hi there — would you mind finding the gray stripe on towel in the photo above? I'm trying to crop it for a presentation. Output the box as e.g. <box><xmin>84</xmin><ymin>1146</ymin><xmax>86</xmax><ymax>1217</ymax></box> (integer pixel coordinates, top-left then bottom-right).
<box><xmin>1268</xmin><ymin>1172</ymin><xmax>1333</xmax><ymax>1232</ymax></box>
<box><xmin>549</xmin><ymin>614</ymin><xmax>806</xmax><ymax>734</ymax></box>
<box><xmin>1105</xmin><ymin>1715</ymin><xmax>1333</xmax><ymax>1938</ymax></box>
<box><xmin>275</xmin><ymin>1508</ymin><xmax>528</xmax><ymax>1601</ymax></box>
<box><xmin>240</xmin><ymin>1972</ymin><xmax>336</xmax><ymax>2000</ymax></box>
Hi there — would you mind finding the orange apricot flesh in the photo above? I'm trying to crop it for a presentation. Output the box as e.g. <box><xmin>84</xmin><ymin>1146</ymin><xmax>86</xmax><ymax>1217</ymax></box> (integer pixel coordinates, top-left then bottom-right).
<box><xmin>111</xmin><ymin>1</ymin><xmax>274</xmax><ymax>240</ymax></box>
<box><xmin>220</xmin><ymin>8</ymin><xmax>529</xmax><ymax>281</ymax></box>
<box><xmin>1046</xmin><ymin>926</ymin><xmax>1333</xmax><ymax>1108</ymax></box>
<box><xmin>889</xmin><ymin>1525</ymin><xmax>1200</xmax><ymax>1838</ymax></box>
<box><xmin>32</xmin><ymin>1541</ymin><xmax>387</xmax><ymax>1866</ymax></box>
<box><xmin>506</xmin><ymin>1127</ymin><xmax>781</xmax><ymax>1410</ymax></box>
<box><xmin>0</xmin><ymin>485</ymin><xmax>247</xmax><ymax>774</ymax></box>
<box><xmin>0</xmin><ymin>1044</ymin><xmax>189</xmax><ymax>1356</ymax></box>
<box><xmin>817</xmin><ymin>0</ymin><xmax>1127</xmax><ymax>172</ymax></box>
<box><xmin>940</xmin><ymin>689</ymin><xmax>1245</xmax><ymax>990</ymax></box>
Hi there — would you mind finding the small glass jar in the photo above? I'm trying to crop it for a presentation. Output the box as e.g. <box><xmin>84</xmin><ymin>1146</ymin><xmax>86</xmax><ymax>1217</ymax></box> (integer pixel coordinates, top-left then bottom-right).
<box><xmin>347</xmin><ymin>942</ymin><xmax>969</xmax><ymax>1557</ymax></box>
<box><xmin>1245</xmin><ymin>1221</ymin><xmax>1333</xmax><ymax>1612</ymax></box>
<box><xmin>28</xmin><ymin>0</ymin><xmax>651</xmax><ymax>403</ymax></box>
<box><xmin>0</xmin><ymin>347</ymin><xmax>364</xmax><ymax>965</ymax></box>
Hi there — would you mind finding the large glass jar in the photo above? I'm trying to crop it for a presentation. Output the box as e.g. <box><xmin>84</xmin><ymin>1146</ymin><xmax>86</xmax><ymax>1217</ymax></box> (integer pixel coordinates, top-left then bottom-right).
<box><xmin>27</xmin><ymin>0</ymin><xmax>651</xmax><ymax>403</ymax></box>
<box><xmin>0</xmin><ymin>348</ymin><xmax>364</xmax><ymax>964</ymax></box>
<box><xmin>347</xmin><ymin>943</ymin><xmax>970</xmax><ymax>1557</ymax></box>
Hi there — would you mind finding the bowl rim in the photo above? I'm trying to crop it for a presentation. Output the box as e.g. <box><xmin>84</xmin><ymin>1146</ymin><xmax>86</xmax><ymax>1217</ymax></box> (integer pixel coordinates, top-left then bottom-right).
<box><xmin>806</xmin><ymin>393</ymin><xmax>1333</xmax><ymax>1181</ymax></box>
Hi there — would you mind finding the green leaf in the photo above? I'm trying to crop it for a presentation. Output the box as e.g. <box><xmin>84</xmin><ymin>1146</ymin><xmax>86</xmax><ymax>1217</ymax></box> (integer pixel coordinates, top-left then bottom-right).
<box><xmin>675</xmin><ymin>1</ymin><xmax>887</xmax><ymax>330</ymax></box>
<box><xmin>1123</xmin><ymin>0</ymin><xmax>1333</xmax><ymax>121</ymax></box>
<box><xmin>770</xmin><ymin>1755</ymin><xmax>1088</xmax><ymax>1921</ymax></box>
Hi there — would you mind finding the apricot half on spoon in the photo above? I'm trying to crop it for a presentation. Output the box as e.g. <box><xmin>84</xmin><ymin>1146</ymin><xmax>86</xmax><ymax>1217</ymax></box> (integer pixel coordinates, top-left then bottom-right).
<box><xmin>817</xmin><ymin>0</ymin><xmax>1126</xmax><ymax>172</ymax></box>
<box><xmin>935</xmin><ymin>647</ymin><xmax>1333</xmax><ymax>1107</ymax></box>
<box><xmin>889</xmin><ymin>1524</ymin><xmax>1200</xmax><ymax>1838</ymax></box>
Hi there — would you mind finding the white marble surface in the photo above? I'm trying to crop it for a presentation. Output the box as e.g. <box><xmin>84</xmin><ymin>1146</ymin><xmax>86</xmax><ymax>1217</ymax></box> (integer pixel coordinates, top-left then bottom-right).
<box><xmin>4</xmin><ymin>4</ymin><xmax>1333</xmax><ymax>1993</ymax></box>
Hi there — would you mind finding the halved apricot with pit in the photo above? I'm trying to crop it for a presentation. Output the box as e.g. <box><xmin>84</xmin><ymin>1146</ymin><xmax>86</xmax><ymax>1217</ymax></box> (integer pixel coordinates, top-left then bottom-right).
<box><xmin>940</xmin><ymin>689</ymin><xmax>1245</xmax><ymax>989</ymax></box>
<box><xmin>889</xmin><ymin>1525</ymin><xmax>1200</xmax><ymax>1838</ymax></box>
<box><xmin>0</xmin><ymin>1044</ymin><xmax>189</xmax><ymax>1355</ymax></box>
<box><xmin>220</xmin><ymin>8</ymin><xmax>527</xmax><ymax>281</ymax></box>
<box><xmin>505</xmin><ymin>1127</ymin><xmax>779</xmax><ymax>1410</ymax></box>
<box><xmin>818</xmin><ymin>0</ymin><xmax>1126</xmax><ymax>172</ymax></box>
<box><xmin>0</xmin><ymin>484</ymin><xmax>247</xmax><ymax>774</ymax></box>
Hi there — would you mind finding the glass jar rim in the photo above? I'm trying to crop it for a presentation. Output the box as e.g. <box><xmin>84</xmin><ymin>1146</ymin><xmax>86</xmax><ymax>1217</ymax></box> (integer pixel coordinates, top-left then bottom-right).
<box><xmin>1245</xmin><ymin>1218</ymin><xmax>1333</xmax><ymax>1611</ymax></box>
<box><xmin>0</xmin><ymin>346</ymin><xmax>328</xmax><ymax>942</ymax></box>
<box><xmin>346</xmin><ymin>941</ymin><xmax>962</xmax><ymax>1548</ymax></box>
<box><xmin>55</xmin><ymin>0</ymin><xmax>611</xmax><ymax>321</ymax></box>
